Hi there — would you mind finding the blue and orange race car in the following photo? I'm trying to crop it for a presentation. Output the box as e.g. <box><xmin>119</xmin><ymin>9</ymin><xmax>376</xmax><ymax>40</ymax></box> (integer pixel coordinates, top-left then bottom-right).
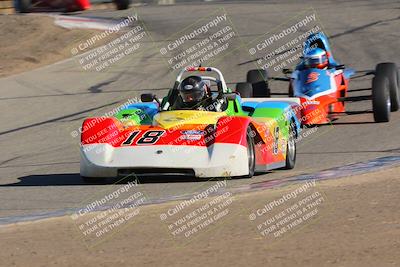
<box><xmin>244</xmin><ymin>32</ymin><xmax>400</xmax><ymax>124</ymax></box>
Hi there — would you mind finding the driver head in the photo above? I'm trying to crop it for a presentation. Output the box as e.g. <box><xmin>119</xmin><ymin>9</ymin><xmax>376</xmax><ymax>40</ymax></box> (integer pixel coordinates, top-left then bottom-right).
<box><xmin>304</xmin><ymin>48</ymin><xmax>328</xmax><ymax>69</ymax></box>
<box><xmin>179</xmin><ymin>76</ymin><xmax>207</xmax><ymax>104</ymax></box>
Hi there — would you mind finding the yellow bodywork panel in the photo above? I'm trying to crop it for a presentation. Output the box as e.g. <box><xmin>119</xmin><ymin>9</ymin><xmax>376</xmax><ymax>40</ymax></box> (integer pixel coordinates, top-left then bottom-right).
<box><xmin>153</xmin><ymin>110</ymin><xmax>227</xmax><ymax>129</ymax></box>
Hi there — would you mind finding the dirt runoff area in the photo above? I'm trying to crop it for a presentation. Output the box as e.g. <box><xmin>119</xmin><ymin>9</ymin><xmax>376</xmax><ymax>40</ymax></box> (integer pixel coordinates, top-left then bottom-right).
<box><xmin>0</xmin><ymin>166</ymin><xmax>399</xmax><ymax>267</ymax></box>
<box><xmin>0</xmin><ymin>15</ymin><xmax>109</xmax><ymax>78</ymax></box>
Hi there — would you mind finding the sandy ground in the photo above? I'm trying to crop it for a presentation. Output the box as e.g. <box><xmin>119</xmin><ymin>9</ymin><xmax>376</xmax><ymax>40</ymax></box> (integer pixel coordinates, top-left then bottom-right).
<box><xmin>0</xmin><ymin>15</ymin><xmax>109</xmax><ymax>78</ymax></box>
<box><xmin>0</xmin><ymin>166</ymin><xmax>399</xmax><ymax>267</ymax></box>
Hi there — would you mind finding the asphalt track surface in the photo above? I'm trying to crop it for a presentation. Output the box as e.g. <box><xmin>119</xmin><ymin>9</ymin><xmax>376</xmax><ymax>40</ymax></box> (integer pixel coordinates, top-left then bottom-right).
<box><xmin>0</xmin><ymin>0</ymin><xmax>399</xmax><ymax>219</ymax></box>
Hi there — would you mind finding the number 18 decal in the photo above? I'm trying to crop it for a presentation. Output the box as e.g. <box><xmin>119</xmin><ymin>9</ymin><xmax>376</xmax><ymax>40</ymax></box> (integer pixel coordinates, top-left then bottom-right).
<box><xmin>122</xmin><ymin>130</ymin><xmax>165</xmax><ymax>146</ymax></box>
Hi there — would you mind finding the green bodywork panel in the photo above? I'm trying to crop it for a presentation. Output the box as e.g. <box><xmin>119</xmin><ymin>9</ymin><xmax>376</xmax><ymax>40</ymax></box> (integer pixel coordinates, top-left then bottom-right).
<box><xmin>114</xmin><ymin>108</ymin><xmax>153</xmax><ymax>125</ymax></box>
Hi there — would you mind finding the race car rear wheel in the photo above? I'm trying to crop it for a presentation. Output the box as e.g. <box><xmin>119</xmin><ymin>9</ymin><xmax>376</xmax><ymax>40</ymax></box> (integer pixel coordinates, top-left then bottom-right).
<box><xmin>284</xmin><ymin>122</ymin><xmax>296</xmax><ymax>169</ymax></box>
<box><xmin>372</xmin><ymin>72</ymin><xmax>391</xmax><ymax>123</ymax></box>
<box><xmin>247</xmin><ymin>69</ymin><xmax>270</xmax><ymax>97</ymax></box>
<box><xmin>244</xmin><ymin>127</ymin><xmax>255</xmax><ymax>178</ymax></box>
<box><xmin>375</xmin><ymin>63</ymin><xmax>399</xmax><ymax>111</ymax></box>
<box><xmin>236</xmin><ymin>82</ymin><xmax>253</xmax><ymax>98</ymax></box>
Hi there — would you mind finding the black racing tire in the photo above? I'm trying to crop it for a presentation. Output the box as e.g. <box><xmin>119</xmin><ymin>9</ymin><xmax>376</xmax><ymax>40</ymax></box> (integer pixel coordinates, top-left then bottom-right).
<box><xmin>236</xmin><ymin>82</ymin><xmax>253</xmax><ymax>98</ymax></box>
<box><xmin>114</xmin><ymin>0</ymin><xmax>130</xmax><ymax>10</ymax></box>
<box><xmin>243</xmin><ymin>127</ymin><xmax>256</xmax><ymax>178</ymax></box>
<box><xmin>284</xmin><ymin>121</ymin><xmax>296</xmax><ymax>169</ymax></box>
<box><xmin>375</xmin><ymin>63</ymin><xmax>399</xmax><ymax>111</ymax></box>
<box><xmin>246</xmin><ymin>69</ymin><xmax>270</xmax><ymax>97</ymax></box>
<box><xmin>372</xmin><ymin>72</ymin><xmax>391</xmax><ymax>123</ymax></box>
<box><xmin>17</xmin><ymin>0</ymin><xmax>31</xmax><ymax>13</ymax></box>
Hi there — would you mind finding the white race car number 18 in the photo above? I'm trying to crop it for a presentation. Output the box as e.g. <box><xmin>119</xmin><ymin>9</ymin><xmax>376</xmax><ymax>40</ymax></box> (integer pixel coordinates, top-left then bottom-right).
<box><xmin>122</xmin><ymin>130</ymin><xmax>165</xmax><ymax>146</ymax></box>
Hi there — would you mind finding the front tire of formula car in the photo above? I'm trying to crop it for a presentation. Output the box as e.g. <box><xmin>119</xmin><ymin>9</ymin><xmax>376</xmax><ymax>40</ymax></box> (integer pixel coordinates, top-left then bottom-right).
<box><xmin>243</xmin><ymin>127</ymin><xmax>256</xmax><ymax>178</ymax></box>
<box><xmin>247</xmin><ymin>69</ymin><xmax>270</xmax><ymax>97</ymax></box>
<box><xmin>372</xmin><ymin>67</ymin><xmax>391</xmax><ymax>123</ymax></box>
<box><xmin>375</xmin><ymin>63</ymin><xmax>400</xmax><ymax>112</ymax></box>
<box><xmin>236</xmin><ymin>82</ymin><xmax>253</xmax><ymax>98</ymax></box>
<box><xmin>284</xmin><ymin>122</ymin><xmax>296</xmax><ymax>169</ymax></box>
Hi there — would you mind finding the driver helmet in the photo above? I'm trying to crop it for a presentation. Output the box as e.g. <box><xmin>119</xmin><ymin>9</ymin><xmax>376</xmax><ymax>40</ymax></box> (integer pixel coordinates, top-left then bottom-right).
<box><xmin>304</xmin><ymin>48</ymin><xmax>328</xmax><ymax>69</ymax></box>
<box><xmin>179</xmin><ymin>76</ymin><xmax>207</xmax><ymax>104</ymax></box>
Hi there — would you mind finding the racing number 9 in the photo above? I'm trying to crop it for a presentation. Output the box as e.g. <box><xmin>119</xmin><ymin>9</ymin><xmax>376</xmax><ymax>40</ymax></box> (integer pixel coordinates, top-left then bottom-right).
<box><xmin>122</xmin><ymin>130</ymin><xmax>165</xmax><ymax>146</ymax></box>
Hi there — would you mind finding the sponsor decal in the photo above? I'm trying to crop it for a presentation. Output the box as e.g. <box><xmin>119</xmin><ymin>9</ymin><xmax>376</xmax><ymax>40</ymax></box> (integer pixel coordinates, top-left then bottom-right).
<box><xmin>281</xmin><ymin>139</ymin><xmax>286</xmax><ymax>154</ymax></box>
<box><xmin>306</xmin><ymin>72</ymin><xmax>320</xmax><ymax>84</ymax></box>
<box><xmin>273</xmin><ymin>127</ymin><xmax>280</xmax><ymax>155</ymax></box>
<box><xmin>181</xmin><ymin>130</ymin><xmax>205</xmax><ymax>141</ymax></box>
<box><xmin>181</xmin><ymin>130</ymin><xmax>205</xmax><ymax>135</ymax></box>
<box><xmin>304</xmin><ymin>100</ymin><xmax>320</xmax><ymax>105</ymax></box>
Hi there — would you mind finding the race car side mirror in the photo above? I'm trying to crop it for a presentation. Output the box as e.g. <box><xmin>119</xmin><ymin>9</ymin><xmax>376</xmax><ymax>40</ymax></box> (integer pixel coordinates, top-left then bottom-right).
<box><xmin>141</xmin><ymin>93</ymin><xmax>156</xmax><ymax>102</ymax></box>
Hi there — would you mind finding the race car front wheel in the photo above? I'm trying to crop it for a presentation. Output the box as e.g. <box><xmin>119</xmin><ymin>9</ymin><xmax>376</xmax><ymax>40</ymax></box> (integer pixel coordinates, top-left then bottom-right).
<box><xmin>375</xmin><ymin>63</ymin><xmax>400</xmax><ymax>112</ymax></box>
<box><xmin>244</xmin><ymin>127</ymin><xmax>255</xmax><ymax>178</ymax></box>
<box><xmin>284</xmin><ymin>122</ymin><xmax>296</xmax><ymax>169</ymax></box>
<box><xmin>372</xmin><ymin>69</ymin><xmax>391</xmax><ymax>122</ymax></box>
